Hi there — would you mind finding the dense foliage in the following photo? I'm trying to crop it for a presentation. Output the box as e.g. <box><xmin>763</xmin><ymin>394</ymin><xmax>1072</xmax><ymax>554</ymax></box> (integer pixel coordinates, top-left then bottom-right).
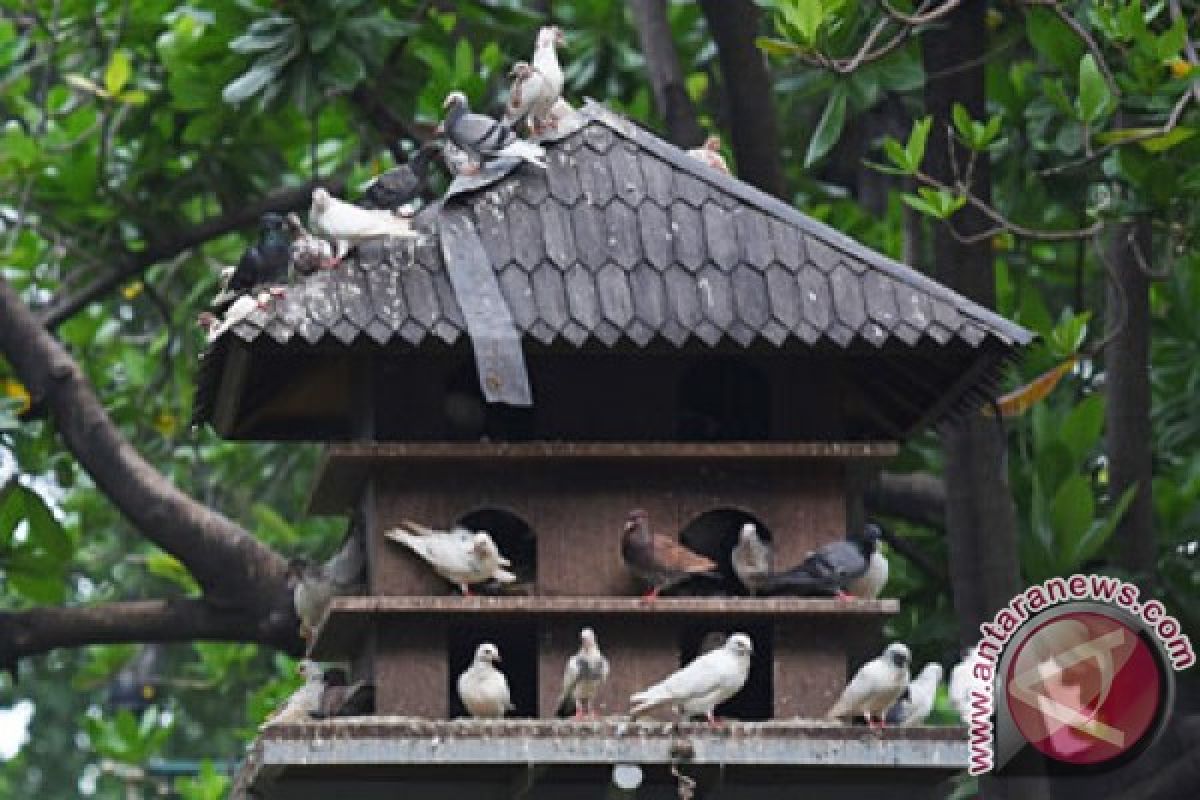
<box><xmin>1</xmin><ymin>1</ymin><xmax>1197</xmax><ymax>796</ymax></box>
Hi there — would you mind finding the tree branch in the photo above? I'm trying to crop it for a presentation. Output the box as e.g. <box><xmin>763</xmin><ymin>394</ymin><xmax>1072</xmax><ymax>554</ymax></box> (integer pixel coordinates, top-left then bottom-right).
<box><xmin>698</xmin><ymin>0</ymin><xmax>786</xmax><ymax>198</ymax></box>
<box><xmin>0</xmin><ymin>598</ymin><xmax>300</xmax><ymax>669</ymax></box>
<box><xmin>629</xmin><ymin>0</ymin><xmax>705</xmax><ymax>147</ymax></box>
<box><xmin>865</xmin><ymin>471</ymin><xmax>946</xmax><ymax>529</ymax></box>
<box><xmin>0</xmin><ymin>276</ymin><xmax>288</xmax><ymax>607</ymax></box>
<box><xmin>37</xmin><ymin>179</ymin><xmax>345</xmax><ymax>330</ymax></box>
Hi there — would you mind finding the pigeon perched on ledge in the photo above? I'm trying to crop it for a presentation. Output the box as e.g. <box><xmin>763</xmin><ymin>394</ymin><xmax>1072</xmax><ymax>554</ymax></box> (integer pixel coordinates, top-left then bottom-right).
<box><xmin>439</xmin><ymin>91</ymin><xmax>546</xmax><ymax>169</ymax></box>
<box><xmin>556</xmin><ymin>627</ymin><xmax>610</xmax><ymax>719</ymax></box>
<box><xmin>764</xmin><ymin>523</ymin><xmax>887</xmax><ymax>599</ymax></box>
<box><xmin>504</xmin><ymin>26</ymin><xmax>566</xmax><ymax>135</ymax></box>
<box><xmin>458</xmin><ymin>642</ymin><xmax>513</xmax><ymax>718</ymax></box>
<box><xmin>885</xmin><ymin>662</ymin><xmax>943</xmax><ymax>727</ymax></box>
<box><xmin>620</xmin><ymin>509</ymin><xmax>719</xmax><ymax>601</ymax></box>
<box><xmin>260</xmin><ymin>660</ymin><xmax>323</xmax><ymax>729</ymax></box>
<box><xmin>385</xmin><ymin>519</ymin><xmax>515</xmax><ymax>595</ymax></box>
<box><xmin>826</xmin><ymin>642</ymin><xmax>911</xmax><ymax>728</ymax></box>
<box><xmin>362</xmin><ymin>142</ymin><xmax>442</xmax><ymax>212</ymax></box>
<box><xmin>311</xmin><ymin>667</ymin><xmax>374</xmax><ymax>719</ymax></box>
<box><xmin>731</xmin><ymin>522</ymin><xmax>772</xmax><ymax>595</ymax></box>
<box><xmin>289</xmin><ymin>532</ymin><xmax>365</xmax><ymax>643</ymax></box>
<box><xmin>309</xmin><ymin>187</ymin><xmax>419</xmax><ymax>264</ymax></box>
<box><xmin>630</xmin><ymin>632</ymin><xmax>753</xmax><ymax>724</ymax></box>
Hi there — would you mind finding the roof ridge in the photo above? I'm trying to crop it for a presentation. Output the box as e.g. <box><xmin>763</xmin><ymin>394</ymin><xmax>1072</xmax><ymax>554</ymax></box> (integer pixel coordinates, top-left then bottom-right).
<box><xmin>576</xmin><ymin>101</ymin><xmax>1031</xmax><ymax>346</ymax></box>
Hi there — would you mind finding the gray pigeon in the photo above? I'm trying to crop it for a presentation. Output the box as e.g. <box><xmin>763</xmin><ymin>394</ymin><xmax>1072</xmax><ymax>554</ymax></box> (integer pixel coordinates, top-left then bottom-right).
<box><xmin>289</xmin><ymin>532</ymin><xmax>365</xmax><ymax>642</ymax></box>
<box><xmin>311</xmin><ymin>667</ymin><xmax>374</xmax><ymax>719</ymax></box>
<box><xmin>630</xmin><ymin>633</ymin><xmax>753</xmax><ymax>724</ymax></box>
<box><xmin>439</xmin><ymin>91</ymin><xmax>545</xmax><ymax>169</ymax></box>
<box><xmin>457</xmin><ymin>642</ymin><xmax>513</xmax><ymax>718</ymax></box>
<box><xmin>731</xmin><ymin>522</ymin><xmax>772</xmax><ymax>595</ymax></box>
<box><xmin>764</xmin><ymin>523</ymin><xmax>886</xmax><ymax>598</ymax></box>
<box><xmin>362</xmin><ymin>142</ymin><xmax>441</xmax><ymax>211</ymax></box>
<box><xmin>385</xmin><ymin>520</ymin><xmax>515</xmax><ymax>595</ymax></box>
<box><xmin>556</xmin><ymin>627</ymin><xmax>610</xmax><ymax>719</ymax></box>
<box><xmin>228</xmin><ymin>213</ymin><xmax>290</xmax><ymax>293</ymax></box>
<box><xmin>285</xmin><ymin>212</ymin><xmax>334</xmax><ymax>275</ymax></box>
<box><xmin>826</xmin><ymin>642</ymin><xmax>911</xmax><ymax>728</ymax></box>
<box><xmin>620</xmin><ymin>509</ymin><xmax>719</xmax><ymax>601</ymax></box>
<box><xmin>885</xmin><ymin>662</ymin><xmax>943</xmax><ymax>727</ymax></box>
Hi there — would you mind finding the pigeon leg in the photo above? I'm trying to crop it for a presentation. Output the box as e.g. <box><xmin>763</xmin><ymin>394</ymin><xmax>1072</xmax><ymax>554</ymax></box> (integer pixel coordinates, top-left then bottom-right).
<box><xmin>573</xmin><ymin>705</ymin><xmax>585</xmax><ymax>721</ymax></box>
<box><xmin>835</xmin><ymin>590</ymin><xmax>855</xmax><ymax>602</ymax></box>
<box><xmin>639</xmin><ymin>586</ymin><xmax>660</xmax><ymax>604</ymax></box>
<box><xmin>459</xmin><ymin>583</ymin><xmax>472</xmax><ymax>597</ymax></box>
<box><xmin>706</xmin><ymin>712</ymin><xmax>724</xmax><ymax>728</ymax></box>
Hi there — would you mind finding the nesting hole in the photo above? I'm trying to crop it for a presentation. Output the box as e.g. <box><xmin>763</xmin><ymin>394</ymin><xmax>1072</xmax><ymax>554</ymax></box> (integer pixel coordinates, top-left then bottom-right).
<box><xmin>677</xmin><ymin>357</ymin><xmax>771</xmax><ymax>440</ymax></box>
<box><xmin>447</xmin><ymin>623</ymin><xmax>539</xmax><ymax>718</ymax></box>
<box><xmin>455</xmin><ymin>508</ymin><xmax>537</xmax><ymax>590</ymax></box>
<box><xmin>679</xmin><ymin>624</ymin><xmax>773</xmax><ymax>721</ymax></box>
<box><xmin>678</xmin><ymin>509</ymin><xmax>772</xmax><ymax>595</ymax></box>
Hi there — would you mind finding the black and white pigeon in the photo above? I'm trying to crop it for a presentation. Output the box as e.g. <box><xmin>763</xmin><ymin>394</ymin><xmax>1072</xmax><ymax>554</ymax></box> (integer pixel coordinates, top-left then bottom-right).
<box><xmin>885</xmin><ymin>662</ymin><xmax>943</xmax><ymax>727</ymax></box>
<box><xmin>826</xmin><ymin>642</ymin><xmax>911</xmax><ymax>728</ymax></box>
<box><xmin>629</xmin><ymin>633</ymin><xmax>753</xmax><ymax>724</ymax></box>
<box><xmin>556</xmin><ymin>627</ymin><xmax>610</xmax><ymax>719</ymax></box>
<box><xmin>288</xmin><ymin>532</ymin><xmax>365</xmax><ymax>643</ymax></box>
<box><xmin>439</xmin><ymin>91</ymin><xmax>545</xmax><ymax>169</ymax></box>
<box><xmin>764</xmin><ymin>523</ymin><xmax>887</xmax><ymax>599</ymax></box>
<box><xmin>227</xmin><ymin>213</ymin><xmax>291</xmax><ymax>293</ymax></box>
<box><xmin>731</xmin><ymin>522</ymin><xmax>773</xmax><ymax>595</ymax></box>
<box><xmin>361</xmin><ymin>142</ymin><xmax>442</xmax><ymax>212</ymax></box>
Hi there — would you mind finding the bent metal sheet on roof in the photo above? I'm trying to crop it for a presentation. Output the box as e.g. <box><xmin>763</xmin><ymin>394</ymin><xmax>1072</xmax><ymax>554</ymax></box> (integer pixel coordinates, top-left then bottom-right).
<box><xmin>193</xmin><ymin>102</ymin><xmax>1032</xmax><ymax>425</ymax></box>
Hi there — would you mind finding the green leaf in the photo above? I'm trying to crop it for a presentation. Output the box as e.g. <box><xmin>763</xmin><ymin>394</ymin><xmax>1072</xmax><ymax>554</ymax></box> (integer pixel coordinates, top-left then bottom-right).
<box><xmin>1140</xmin><ymin>127</ymin><xmax>1196</xmax><ymax>153</ymax></box>
<box><xmin>144</xmin><ymin>551</ymin><xmax>199</xmax><ymax>593</ymax></box>
<box><xmin>1077</xmin><ymin>54</ymin><xmax>1112</xmax><ymax>125</ymax></box>
<box><xmin>1051</xmin><ymin>474</ymin><xmax>1095</xmax><ymax>567</ymax></box>
<box><xmin>1059</xmin><ymin>394</ymin><xmax>1105</xmax><ymax>462</ymax></box>
<box><xmin>883</xmin><ymin>137</ymin><xmax>913</xmax><ymax>173</ymax></box>
<box><xmin>1027</xmin><ymin>7</ymin><xmax>1085</xmax><ymax>73</ymax></box>
<box><xmin>902</xmin><ymin>187</ymin><xmax>965</xmax><ymax>219</ymax></box>
<box><xmin>781</xmin><ymin>0</ymin><xmax>826</xmax><ymax>46</ymax></box>
<box><xmin>229</xmin><ymin>25</ymin><xmax>295</xmax><ymax>54</ymax></box>
<box><xmin>951</xmin><ymin>103</ymin><xmax>974</xmax><ymax>143</ymax></box>
<box><xmin>222</xmin><ymin>59</ymin><xmax>283</xmax><ymax>105</ymax></box>
<box><xmin>105</xmin><ymin>50</ymin><xmax>132</xmax><ymax>96</ymax></box>
<box><xmin>805</xmin><ymin>85</ymin><xmax>846</xmax><ymax>167</ymax></box>
<box><xmin>906</xmin><ymin>116</ymin><xmax>932</xmax><ymax>167</ymax></box>
<box><xmin>1070</xmin><ymin>485</ymin><xmax>1138</xmax><ymax>566</ymax></box>
<box><xmin>324</xmin><ymin>43</ymin><xmax>366</xmax><ymax>90</ymax></box>
<box><xmin>756</xmin><ymin>36</ymin><xmax>805</xmax><ymax>57</ymax></box>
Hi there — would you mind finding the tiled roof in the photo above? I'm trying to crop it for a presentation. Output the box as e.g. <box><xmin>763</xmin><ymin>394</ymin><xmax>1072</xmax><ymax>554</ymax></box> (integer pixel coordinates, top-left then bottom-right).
<box><xmin>194</xmin><ymin>102</ymin><xmax>1031</xmax><ymax>424</ymax></box>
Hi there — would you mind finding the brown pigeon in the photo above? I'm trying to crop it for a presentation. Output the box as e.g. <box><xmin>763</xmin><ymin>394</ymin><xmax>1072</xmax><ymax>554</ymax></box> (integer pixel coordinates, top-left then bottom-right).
<box><xmin>620</xmin><ymin>509</ymin><xmax>718</xmax><ymax>601</ymax></box>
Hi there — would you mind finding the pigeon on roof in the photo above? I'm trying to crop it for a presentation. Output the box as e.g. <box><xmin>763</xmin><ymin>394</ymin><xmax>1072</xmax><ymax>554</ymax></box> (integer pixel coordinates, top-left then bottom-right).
<box><xmin>764</xmin><ymin>523</ymin><xmax>886</xmax><ymax>599</ymax></box>
<box><xmin>442</xmin><ymin>140</ymin><xmax>480</xmax><ymax>177</ymax></box>
<box><xmin>687</xmin><ymin>135</ymin><xmax>730</xmax><ymax>174</ymax></box>
<box><xmin>731</xmin><ymin>522</ymin><xmax>772</xmax><ymax>595</ymax></box>
<box><xmin>439</xmin><ymin>91</ymin><xmax>545</xmax><ymax>169</ymax></box>
<box><xmin>309</xmin><ymin>187</ymin><xmax>419</xmax><ymax>264</ymax></box>
<box><xmin>289</xmin><ymin>532</ymin><xmax>365</xmax><ymax>643</ymax></box>
<box><xmin>362</xmin><ymin>142</ymin><xmax>442</xmax><ymax>212</ymax></box>
<box><xmin>260</xmin><ymin>660</ymin><xmax>323</xmax><ymax>729</ymax></box>
<box><xmin>620</xmin><ymin>509</ymin><xmax>719</xmax><ymax>601</ymax></box>
<box><xmin>457</xmin><ymin>642</ymin><xmax>513</xmax><ymax>718</ymax></box>
<box><xmin>629</xmin><ymin>632</ymin><xmax>753</xmax><ymax>724</ymax></box>
<box><xmin>284</xmin><ymin>212</ymin><xmax>334</xmax><ymax>275</ymax></box>
<box><xmin>385</xmin><ymin>520</ymin><xmax>515</xmax><ymax>595</ymax></box>
<box><xmin>826</xmin><ymin>642</ymin><xmax>911</xmax><ymax>728</ymax></box>
<box><xmin>885</xmin><ymin>662</ymin><xmax>943</xmax><ymax>727</ymax></box>
<box><xmin>227</xmin><ymin>213</ymin><xmax>290</xmax><ymax>294</ymax></box>
<box><xmin>503</xmin><ymin>26</ymin><xmax>566</xmax><ymax>135</ymax></box>
<box><xmin>555</xmin><ymin>627</ymin><xmax>609</xmax><ymax>719</ymax></box>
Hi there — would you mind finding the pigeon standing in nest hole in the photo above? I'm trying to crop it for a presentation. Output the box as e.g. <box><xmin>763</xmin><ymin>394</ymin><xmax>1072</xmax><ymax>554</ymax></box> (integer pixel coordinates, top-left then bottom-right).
<box><xmin>731</xmin><ymin>522</ymin><xmax>772</xmax><ymax>595</ymax></box>
<box><xmin>620</xmin><ymin>509</ymin><xmax>719</xmax><ymax>602</ymax></box>
<box><xmin>556</xmin><ymin>627</ymin><xmax>610</xmax><ymax>719</ymax></box>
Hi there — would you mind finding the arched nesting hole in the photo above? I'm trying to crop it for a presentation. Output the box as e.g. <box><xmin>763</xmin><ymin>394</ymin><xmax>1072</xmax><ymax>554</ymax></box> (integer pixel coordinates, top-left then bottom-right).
<box><xmin>444</xmin><ymin>363</ymin><xmax>536</xmax><ymax>441</ymax></box>
<box><xmin>447</xmin><ymin>624</ymin><xmax>538</xmax><ymax>718</ymax></box>
<box><xmin>455</xmin><ymin>509</ymin><xmax>537</xmax><ymax>591</ymax></box>
<box><xmin>677</xmin><ymin>357</ymin><xmax>771</xmax><ymax>441</ymax></box>
<box><xmin>678</xmin><ymin>509</ymin><xmax>772</xmax><ymax>596</ymax></box>
<box><xmin>679</xmin><ymin>624</ymin><xmax>773</xmax><ymax>721</ymax></box>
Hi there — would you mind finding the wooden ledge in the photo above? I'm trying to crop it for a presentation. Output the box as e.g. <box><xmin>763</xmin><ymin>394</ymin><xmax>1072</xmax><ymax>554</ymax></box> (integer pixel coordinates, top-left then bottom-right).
<box><xmin>310</xmin><ymin>595</ymin><xmax>899</xmax><ymax>659</ymax></box>
<box><xmin>309</xmin><ymin>440</ymin><xmax>899</xmax><ymax>513</ymax></box>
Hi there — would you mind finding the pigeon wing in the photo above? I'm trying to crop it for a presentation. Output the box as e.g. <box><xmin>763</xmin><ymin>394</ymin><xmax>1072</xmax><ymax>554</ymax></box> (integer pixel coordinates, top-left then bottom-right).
<box><xmin>651</xmin><ymin>534</ymin><xmax>717</xmax><ymax>574</ymax></box>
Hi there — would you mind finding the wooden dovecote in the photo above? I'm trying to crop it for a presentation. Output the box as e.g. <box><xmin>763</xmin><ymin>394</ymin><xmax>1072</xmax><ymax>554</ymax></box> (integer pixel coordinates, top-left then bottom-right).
<box><xmin>213</xmin><ymin>103</ymin><xmax>1031</xmax><ymax>798</ymax></box>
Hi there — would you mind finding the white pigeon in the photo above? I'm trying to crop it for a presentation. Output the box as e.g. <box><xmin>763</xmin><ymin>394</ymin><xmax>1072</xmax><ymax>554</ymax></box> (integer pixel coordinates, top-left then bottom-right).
<box><xmin>949</xmin><ymin>646</ymin><xmax>978</xmax><ymax>723</ymax></box>
<box><xmin>504</xmin><ymin>26</ymin><xmax>566</xmax><ymax>135</ymax></box>
<box><xmin>847</xmin><ymin>548</ymin><xmax>889</xmax><ymax>600</ymax></box>
<box><xmin>285</xmin><ymin>212</ymin><xmax>334</xmax><ymax>275</ymax></box>
<box><xmin>687</xmin><ymin>135</ymin><xmax>730</xmax><ymax>174</ymax></box>
<box><xmin>309</xmin><ymin>187</ymin><xmax>418</xmax><ymax>264</ymax></box>
<box><xmin>198</xmin><ymin>291</ymin><xmax>277</xmax><ymax>342</ymax></box>
<box><xmin>385</xmin><ymin>520</ymin><xmax>515</xmax><ymax>595</ymax></box>
<box><xmin>731</xmin><ymin>522</ymin><xmax>772</xmax><ymax>595</ymax></box>
<box><xmin>826</xmin><ymin>642</ymin><xmax>911</xmax><ymax>727</ymax></box>
<box><xmin>457</xmin><ymin>642</ymin><xmax>513</xmax><ymax>718</ymax></box>
<box><xmin>289</xmin><ymin>533</ymin><xmax>365</xmax><ymax>642</ymax></box>
<box><xmin>630</xmin><ymin>632</ymin><xmax>753</xmax><ymax>724</ymax></box>
<box><xmin>260</xmin><ymin>660</ymin><xmax>324</xmax><ymax>729</ymax></box>
<box><xmin>885</xmin><ymin>662</ymin><xmax>943</xmax><ymax>727</ymax></box>
<box><xmin>556</xmin><ymin>627</ymin><xmax>610</xmax><ymax>719</ymax></box>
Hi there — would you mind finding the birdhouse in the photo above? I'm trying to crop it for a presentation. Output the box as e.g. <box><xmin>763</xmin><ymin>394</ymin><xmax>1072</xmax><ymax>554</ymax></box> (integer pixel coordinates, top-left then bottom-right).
<box><xmin>207</xmin><ymin>103</ymin><xmax>1030</xmax><ymax>798</ymax></box>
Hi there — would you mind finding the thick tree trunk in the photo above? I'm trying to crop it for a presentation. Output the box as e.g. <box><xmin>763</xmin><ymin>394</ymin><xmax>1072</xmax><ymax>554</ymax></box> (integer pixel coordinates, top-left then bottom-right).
<box><xmin>696</xmin><ymin>0</ymin><xmax>785</xmax><ymax>198</ymax></box>
<box><xmin>1105</xmin><ymin>218</ymin><xmax>1156</xmax><ymax>580</ymax></box>
<box><xmin>629</xmin><ymin>0</ymin><xmax>704</xmax><ymax>147</ymax></box>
